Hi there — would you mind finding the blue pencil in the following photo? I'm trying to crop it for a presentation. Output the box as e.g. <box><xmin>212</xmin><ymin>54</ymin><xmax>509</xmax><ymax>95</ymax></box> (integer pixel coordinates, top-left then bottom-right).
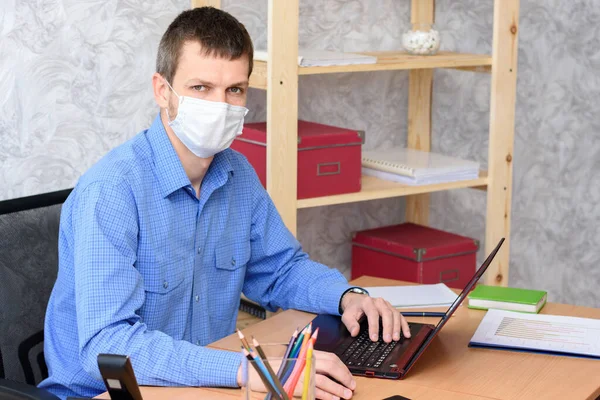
<box><xmin>243</xmin><ymin>347</ymin><xmax>282</xmax><ymax>400</ymax></box>
<box><xmin>266</xmin><ymin>328</ymin><xmax>299</xmax><ymax>400</ymax></box>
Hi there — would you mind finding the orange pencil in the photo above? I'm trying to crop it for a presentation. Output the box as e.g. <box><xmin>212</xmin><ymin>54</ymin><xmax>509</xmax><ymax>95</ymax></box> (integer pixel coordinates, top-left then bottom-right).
<box><xmin>284</xmin><ymin>326</ymin><xmax>318</xmax><ymax>398</ymax></box>
<box><xmin>310</xmin><ymin>327</ymin><xmax>319</xmax><ymax>345</ymax></box>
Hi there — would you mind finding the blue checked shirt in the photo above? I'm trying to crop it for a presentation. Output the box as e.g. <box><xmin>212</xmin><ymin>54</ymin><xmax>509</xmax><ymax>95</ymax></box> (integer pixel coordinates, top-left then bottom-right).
<box><xmin>39</xmin><ymin>114</ymin><xmax>353</xmax><ymax>399</ymax></box>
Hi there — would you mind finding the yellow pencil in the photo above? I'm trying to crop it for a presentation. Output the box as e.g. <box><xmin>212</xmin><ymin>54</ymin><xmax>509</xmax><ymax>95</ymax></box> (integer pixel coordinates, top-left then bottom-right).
<box><xmin>301</xmin><ymin>341</ymin><xmax>314</xmax><ymax>400</ymax></box>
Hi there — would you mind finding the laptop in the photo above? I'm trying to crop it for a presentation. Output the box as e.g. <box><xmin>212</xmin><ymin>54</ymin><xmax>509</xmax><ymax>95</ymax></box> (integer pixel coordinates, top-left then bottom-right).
<box><xmin>312</xmin><ymin>238</ymin><xmax>505</xmax><ymax>379</ymax></box>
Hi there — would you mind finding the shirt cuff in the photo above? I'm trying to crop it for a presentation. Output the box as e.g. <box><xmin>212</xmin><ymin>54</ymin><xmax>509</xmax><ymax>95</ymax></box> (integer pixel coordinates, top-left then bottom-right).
<box><xmin>240</xmin><ymin>349</ymin><xmax>248</xmax><ymax>387</ymax></box>
<box><xmin>317</xmin><ymin>283</ymin><xmax>361</xmax><ymax>316</ymax></box>
<box><xmin>193</xmin><ymin>347</ymin><xmax>243</xmax><ymax>388</ymax></box>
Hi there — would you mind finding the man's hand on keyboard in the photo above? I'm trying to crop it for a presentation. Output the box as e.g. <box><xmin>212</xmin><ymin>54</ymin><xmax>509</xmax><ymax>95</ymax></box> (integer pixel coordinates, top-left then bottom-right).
<box><xmin>340</xmin><ymin>293</ymin><xmax>411</xmax><ymax>343</ymax></box>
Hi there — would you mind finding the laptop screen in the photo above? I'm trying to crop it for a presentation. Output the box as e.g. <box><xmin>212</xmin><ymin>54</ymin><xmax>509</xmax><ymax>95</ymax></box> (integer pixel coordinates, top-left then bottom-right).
<box><xmin>435</xmin><ymin>237</ymin><xmax>505</xmax><ymax>330</ymax></box>
<box><xmin>403</xmin><ymin>237</ymin><xmax>505</xmax><ymax>373</ymax></box>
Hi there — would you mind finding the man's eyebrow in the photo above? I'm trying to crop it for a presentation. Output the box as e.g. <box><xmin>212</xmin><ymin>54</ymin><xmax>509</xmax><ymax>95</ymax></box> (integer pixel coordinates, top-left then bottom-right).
<box><xmin>229</xmin><ymin>80</ymin><xmax>249</xmax><ymax>87</ymax></box>
<box><xmin>184</xmin><ymin>79</ymin><xmax>216</xmax><ymax>86</ymax></box>
<box><xmin>184</xmin><ymin>79</ymin><xmax>249</xmax><ymax>87</ymax></box>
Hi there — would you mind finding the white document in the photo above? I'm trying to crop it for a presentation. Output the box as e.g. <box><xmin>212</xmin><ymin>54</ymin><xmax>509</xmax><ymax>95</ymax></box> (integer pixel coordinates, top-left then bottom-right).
<box><xmin>364</xmin><ymin>283</ymin><xmax>458</xmax><ymax>309</ymax></box>
<box><xmin>362</xmin><ymin>147</ymin><xmax>480</xmax><ymax>179</ymax></box>
<box><xmin>254</xmin><ymin>49</ymin><xmax>377</xmax><ymax>67</ymax></box>
<box><xmin>469</xmin><ymin>309</ymin><xmax>600</xmax><ymax>358</ymax></box>
<box><xmin>362</xmin><ymin>166</ymin><xmax>480</xmax><ymax>186</ymax></box>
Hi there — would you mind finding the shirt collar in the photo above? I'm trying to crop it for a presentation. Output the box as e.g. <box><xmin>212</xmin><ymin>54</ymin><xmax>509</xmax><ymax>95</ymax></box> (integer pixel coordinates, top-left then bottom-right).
<box><xmin>146</xmin><ymin>114</ymin><xmax>234</xmax><ymax>198</ymax></box>
<box><xmin>147</xmin><ymin>114</ymin><xmax>192</xmax><ymax>198</ymax></box>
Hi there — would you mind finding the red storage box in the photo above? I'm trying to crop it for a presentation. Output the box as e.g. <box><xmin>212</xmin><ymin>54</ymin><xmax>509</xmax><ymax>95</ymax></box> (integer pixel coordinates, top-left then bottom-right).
<box><xmin>351</xmin><ymin>223</ymin><xmax>479</xmax><ymax>290</ymax></box>
<box><xmin>230</xmin><ymin>120</ymin><xmax>363</xmax><ymax>199</ymax></box>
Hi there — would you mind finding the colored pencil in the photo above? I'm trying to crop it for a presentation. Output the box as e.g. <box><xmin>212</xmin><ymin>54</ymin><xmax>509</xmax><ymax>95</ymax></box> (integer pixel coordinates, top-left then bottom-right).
<box><xmin>290</xmin><ymin>326</ymin><xmax>308</xmax><ymax>358</ymax></box>
<box><xmin>252</xmin><ymin>337</ymin><xmax>290</xmax><ymax>400</ymax></box>
<box><xmin>279</xmin><ymin>328</ymin><xmax>298</xmax><ymax>371</ymax></box>
<box><xmin>243</xmin><ymin>347</ymin><xmax>282</xmax><ymax>400</ymax></box>
<box><xmin>237</xmin><ymin>330</ymin><xmax>251</xmax><ymax>351</ymax></box>
<box><xmin>310</xmin><ymin>327</ymin><xmax>319</xmax><ymax>345</ymax></box>
<box><xmin>283</xmin><ymin>327</ymin><xmax>316</xmax><ymax>398</ymax></box>
<box><xmin>267</xmin><ymin>328</ymin><xmax>299</xmax><ymax>400</ymax></box>
<box><xmin>281</xmin><ymin>325</ymin><xmax>311</xmax><ymax>386</ymax></box>
<box><xmin>301</xmin><ymin>341</ymin><xmax>314</xmax><ymax>400</ymax></box>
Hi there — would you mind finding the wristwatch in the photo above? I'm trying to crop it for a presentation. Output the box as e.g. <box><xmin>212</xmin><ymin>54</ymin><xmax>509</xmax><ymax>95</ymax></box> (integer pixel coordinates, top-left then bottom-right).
<box><xmin>338</xmin><ymin>287</ymin><xmax>369</xmax><ymax>314</ymax></box>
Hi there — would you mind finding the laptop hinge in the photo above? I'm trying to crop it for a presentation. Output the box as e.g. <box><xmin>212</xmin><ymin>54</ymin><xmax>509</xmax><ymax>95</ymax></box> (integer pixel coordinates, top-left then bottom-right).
<box><xmin>395</xmin><ymin>325</ymin><xmax>434</xmax><ymax>371</ymax></box>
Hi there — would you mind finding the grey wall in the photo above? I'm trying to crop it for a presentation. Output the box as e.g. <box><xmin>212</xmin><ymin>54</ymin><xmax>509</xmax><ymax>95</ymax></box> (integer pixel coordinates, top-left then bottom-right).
<box><xmin>1</xmin><ymin>1</ymin><xmax>598</xmax><ymax>307</ymax></box>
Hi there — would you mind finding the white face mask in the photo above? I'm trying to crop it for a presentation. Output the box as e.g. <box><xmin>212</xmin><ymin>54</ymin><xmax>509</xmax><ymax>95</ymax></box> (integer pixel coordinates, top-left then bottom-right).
<box><xmin>164</xmin><ymin>80</ymin><xmax>249</xmax><ymax>158</ymax></box>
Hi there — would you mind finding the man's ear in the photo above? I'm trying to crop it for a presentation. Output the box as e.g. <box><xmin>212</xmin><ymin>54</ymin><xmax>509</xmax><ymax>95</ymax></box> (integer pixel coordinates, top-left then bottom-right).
<box><xmin>152</xmin><ymin>73</ymin><xmax>169</xmax><ymax>109</ymax></box>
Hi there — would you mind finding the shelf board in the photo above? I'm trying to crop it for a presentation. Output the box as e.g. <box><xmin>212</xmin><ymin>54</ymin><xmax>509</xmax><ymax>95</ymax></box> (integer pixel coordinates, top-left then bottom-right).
<box><xmin>296</xmin><ymin>171</ymin><xmax>488</xmax><ymax>209</ymax></box>
<box><xmin>249</xmin><ymin>51</ymin><xmax>492</xmax><ymax>89</ymax></box>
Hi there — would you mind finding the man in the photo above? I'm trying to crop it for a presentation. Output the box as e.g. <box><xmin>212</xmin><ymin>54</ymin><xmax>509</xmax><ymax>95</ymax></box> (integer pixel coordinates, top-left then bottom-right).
<box><xmin>39</xmin><ymin>7</ymin><xmax>410</xmax><ymax>400</ymax></box>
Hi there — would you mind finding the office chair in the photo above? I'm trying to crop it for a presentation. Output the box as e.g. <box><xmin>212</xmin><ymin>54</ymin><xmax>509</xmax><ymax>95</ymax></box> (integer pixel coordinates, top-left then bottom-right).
<box><xmin>0</xmin><ymin>379</ymin><xmax>59</xmax><ymax>400</ymax></box>
<box><xmin>0</xmin><ymin>200</ymin><xmax>62</xmax><ymax>396</ymax></box>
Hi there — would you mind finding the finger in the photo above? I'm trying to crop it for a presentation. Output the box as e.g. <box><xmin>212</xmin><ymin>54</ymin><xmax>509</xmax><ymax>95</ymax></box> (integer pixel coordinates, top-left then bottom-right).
<box><xmin>315</xmin><ymin>387</ymin><xmax>339</xmax><ymax>400</ymax></box>
<box><xmin>315</xmin><ymin>374</ymin><xmax>353</xmax><ymax>400</ymax></box>
<box><xmin>400</xmin><ymin>311</ymin><xmax>411</xmax><ymax>338</ymax></box>
<box><xmin>314</xmin><ymin>351</ymin><xmax>355</xmax><ymax>391</ymax></box>
<box><xmin>362</xmin><ymin>298</ymin><xmax>380</xmax><ymax>341</ymax></box>
<box><xmin>341</xmin><ymin>312</ymin><xmax>361</xmax><ymax>337</ymax></box>
<box><xmin>376</xmin><ymin>298</ymin><xmax>394</xmax><ymax>343</ymax></box>
<box><xmin>392</xmin><ymin>306</ymin><xmax>402</xmax><ymax>341</ymax></box>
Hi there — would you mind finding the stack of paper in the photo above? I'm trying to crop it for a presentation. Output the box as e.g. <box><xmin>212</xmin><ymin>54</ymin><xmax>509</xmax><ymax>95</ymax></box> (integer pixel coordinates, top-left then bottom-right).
<box><xmin>254</xmin><ymin>49</ymin><xmax>377</xmax><ymax>67</ymax></box>
<box><xmin>364</xmin><ymin>283</ymin><xmax>458</xmax><ymax>309</ymax></box>
<box><xmin>361</xmin><ymin>147</ymin><xmax>480</xmax><ymax>186</ymax></box>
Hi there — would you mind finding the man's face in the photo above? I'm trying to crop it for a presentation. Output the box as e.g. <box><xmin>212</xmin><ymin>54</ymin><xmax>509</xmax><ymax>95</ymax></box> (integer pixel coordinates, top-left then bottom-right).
<box><xmin>166</xmin><ymin>40</ymin><xmax>250</xmax><ymax>118</ymax></box>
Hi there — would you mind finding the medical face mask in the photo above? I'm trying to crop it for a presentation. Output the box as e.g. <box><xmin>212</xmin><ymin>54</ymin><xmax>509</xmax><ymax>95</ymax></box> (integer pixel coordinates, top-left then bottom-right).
<box><xmin>165</xmin><ymin>80</ymin><xmax>249</xmax><ymax>158</ymax></box>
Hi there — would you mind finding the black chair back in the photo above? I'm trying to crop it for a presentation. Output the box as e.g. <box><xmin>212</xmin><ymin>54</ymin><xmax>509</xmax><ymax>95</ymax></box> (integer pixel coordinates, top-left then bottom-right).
<box><xmin>0</xmin><ymin>202</ymin><xmax>62</xmax><ymax>385</ymax></box>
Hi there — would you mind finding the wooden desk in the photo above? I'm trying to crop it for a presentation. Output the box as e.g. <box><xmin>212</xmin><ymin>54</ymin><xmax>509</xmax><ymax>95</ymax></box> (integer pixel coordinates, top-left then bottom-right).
<box><xmin>99</xmin><ymin>276</ymin><xmax>600</xmax><ymax>400</ymax></box>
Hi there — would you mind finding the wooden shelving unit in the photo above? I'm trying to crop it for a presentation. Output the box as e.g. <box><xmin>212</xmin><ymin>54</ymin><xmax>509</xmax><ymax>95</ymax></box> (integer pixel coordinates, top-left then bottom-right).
<box><xmin>193</xmin><ymin>0</ymin><xmax>520</xmax><ymax>287</ymax></box>
<box><xmin>297</xmin><ymin>171</ymin><xmax>489</xmax><ymax>209</ymax></box>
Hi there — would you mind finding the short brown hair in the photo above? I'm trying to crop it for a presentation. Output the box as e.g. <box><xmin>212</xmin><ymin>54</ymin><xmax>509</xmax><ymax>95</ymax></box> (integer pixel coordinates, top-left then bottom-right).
<box><xmin>156</xmin><ymin>7</ymin><xmax>254</xmax><ymax>84</ymax></box>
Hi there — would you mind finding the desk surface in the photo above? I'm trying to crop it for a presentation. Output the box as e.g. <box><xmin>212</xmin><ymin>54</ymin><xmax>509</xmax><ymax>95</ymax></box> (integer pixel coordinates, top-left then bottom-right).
<box><xmin>99</xmin><ymin>276</ymin><xmax>600</xmax><ymax>400</ymax></box>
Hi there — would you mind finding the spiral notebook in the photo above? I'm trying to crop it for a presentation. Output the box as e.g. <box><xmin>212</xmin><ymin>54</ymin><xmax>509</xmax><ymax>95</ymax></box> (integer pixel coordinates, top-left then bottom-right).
<box><xmin>362</xmin><ymin>147</ymin><xmax>480</xmax><ymax>185</ymax></box>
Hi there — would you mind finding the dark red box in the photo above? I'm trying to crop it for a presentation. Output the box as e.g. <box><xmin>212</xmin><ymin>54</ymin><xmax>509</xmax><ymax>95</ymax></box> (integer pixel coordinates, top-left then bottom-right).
<box><xmin>230</xmin><ymin>120</ymin><xmax>363</xmax><ymax>199</ymax></box>
<box><xmin>351</xmin><ymin>223</ymin><xmax>479</xmax><ymax>290</ymax></box>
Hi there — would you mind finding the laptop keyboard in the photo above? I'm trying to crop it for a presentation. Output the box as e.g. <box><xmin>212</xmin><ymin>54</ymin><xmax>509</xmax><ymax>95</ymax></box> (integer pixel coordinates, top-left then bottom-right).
<box><xmin>337</xmin><ymin>327</ymin><xmax>408</xmax><ymax>368</ymax></box>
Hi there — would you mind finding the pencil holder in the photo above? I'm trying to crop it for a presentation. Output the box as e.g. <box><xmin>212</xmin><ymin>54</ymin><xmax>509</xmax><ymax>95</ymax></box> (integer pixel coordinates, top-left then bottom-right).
<box><xmin>242</xmin><ymin>343</ymin><xmax>316</xmax><ymax>400</ymax></box>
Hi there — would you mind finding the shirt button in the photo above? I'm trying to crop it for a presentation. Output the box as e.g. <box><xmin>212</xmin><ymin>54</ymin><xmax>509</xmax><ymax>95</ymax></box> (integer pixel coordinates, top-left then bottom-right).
<box><xmin>163</xmin><ymin>281</ymin><xmax>168</xmax><ymax>289</ymax></box>
<box><xmin>195</xmin><ymin>295</ymin><xmax>199</xmax><ymax>302</ymax></box>
<box><xmin>231</xmin><ymin>257</ymin><xmax>236</xmax><ymax>266</ymax></box>
<box><xmin>197</xmin><ymin>247</ymin><xmax>201</xmax><ymax>254</ymax></box>
<box><xmin>196</xmin><ymin>340</ymin><xmax>201</xmax><ymax>346</ymax></box>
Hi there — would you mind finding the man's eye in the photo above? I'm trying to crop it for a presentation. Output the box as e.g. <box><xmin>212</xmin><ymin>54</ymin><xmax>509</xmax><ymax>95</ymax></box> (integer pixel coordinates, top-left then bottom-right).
<box><xmin>192</xmin><ymin>85</ymin><xmax>207</xmax><ymax>91</ymax></box>
<box><xmin>228</xmin><ymin>87</ymin><xmax>244</xmax><ymax>94</ymax></box>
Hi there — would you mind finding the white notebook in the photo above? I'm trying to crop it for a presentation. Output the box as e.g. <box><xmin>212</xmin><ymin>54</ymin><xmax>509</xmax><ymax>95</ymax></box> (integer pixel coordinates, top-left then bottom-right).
<box><xmin>364</xmin><ymin>283</ymin><xmax>458</xmax><ymax>309</ymax></box>
<box><xmin>362</xmin><ymin>147</ymin><xmax>480</xmax><ymax>179</ymax></box>
<box><xmin>362</xmin><ymin>166</ymin><xmax>480</xmax><ymax>186</ymax></box>
<box><xmin>254</xmin><ymin>49</ymin><xmax>377</xmax><ymax>67</ymax></box>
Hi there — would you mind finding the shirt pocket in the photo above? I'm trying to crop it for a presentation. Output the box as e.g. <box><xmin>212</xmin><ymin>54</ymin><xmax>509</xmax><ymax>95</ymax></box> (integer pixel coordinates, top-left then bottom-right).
<box><xmin>214</xmin><ymin>240</ymin><xmax>250</xmax><ymax>271</ymax></box>
<box><xmin>210</xmin><ymin>241</ymin><xmax>250</xmax><ymax>320</ymax></box>
<box><xmin>139</xmin><ymin>258</ymin><xmax>187</xmax><ymax>330</ymax></box>
<box><xmin>142</xmin><ymin>258</ymin><xmax>186</xmax><ymax>293</ymax></box>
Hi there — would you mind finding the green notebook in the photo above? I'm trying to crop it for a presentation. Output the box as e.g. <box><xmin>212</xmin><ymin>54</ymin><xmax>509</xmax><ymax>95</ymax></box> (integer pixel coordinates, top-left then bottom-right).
<box><xmin>467</xmin><ymin>285</ymin><xmax>547</xmax><ymax>313</ymax></box>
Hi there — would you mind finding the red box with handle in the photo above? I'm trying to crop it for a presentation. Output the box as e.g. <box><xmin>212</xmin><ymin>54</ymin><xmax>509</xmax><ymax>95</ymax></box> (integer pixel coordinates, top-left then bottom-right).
<box><xmin>351</xmin><ymin>222</ymin><xmax>479</xmax><ymax>290</ymax></box>
<box><xmin>230</xmin><ymin>120</ymin><xmax>363</xmax><ymax>199</ymax></box>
